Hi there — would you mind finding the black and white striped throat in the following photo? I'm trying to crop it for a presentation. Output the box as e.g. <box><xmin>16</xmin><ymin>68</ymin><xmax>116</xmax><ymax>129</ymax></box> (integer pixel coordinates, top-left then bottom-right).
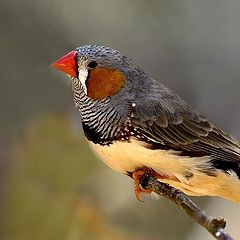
<box><xmin>71</xmin><ymin>77</ymin><xmax>124</xmax><ymax>145</ymax></box>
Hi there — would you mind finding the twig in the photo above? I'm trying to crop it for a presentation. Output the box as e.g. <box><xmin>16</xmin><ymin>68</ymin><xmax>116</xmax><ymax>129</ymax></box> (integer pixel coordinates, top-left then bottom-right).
<box><xmin>139</xmin><ymin>175</ymin><xmax>234</xmax><ymax>240</ymax></box>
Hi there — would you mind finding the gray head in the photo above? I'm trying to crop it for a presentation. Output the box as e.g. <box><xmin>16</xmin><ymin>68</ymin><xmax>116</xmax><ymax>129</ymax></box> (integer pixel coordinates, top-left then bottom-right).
<box><xmin>52</xmin><ymin>45</ymin><xmax>150</xmax><ymax>143</ymax></box>
<box><xmin>75</xmin><ymin>45</ymin><xmax>134</xmax><ymax>69</ymax></box>
<box><xmin>52</xmin><ymin>45</ymin><xmax>148</xmax><ymax>100</ymax></box>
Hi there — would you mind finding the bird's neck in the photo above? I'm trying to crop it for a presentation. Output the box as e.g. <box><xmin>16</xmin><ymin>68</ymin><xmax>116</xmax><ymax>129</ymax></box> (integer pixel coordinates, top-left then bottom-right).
<box><xmin>71</xmin><ymin>78</ymin><xmax>124</xmax><ymax>145</ymax></box>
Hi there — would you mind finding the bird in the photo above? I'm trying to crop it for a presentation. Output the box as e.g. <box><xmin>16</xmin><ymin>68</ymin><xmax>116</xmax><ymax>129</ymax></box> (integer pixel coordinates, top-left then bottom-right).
<box><xmin>52</xmin><ymin>45</ymin><xmax>240</xmax><ymax>203</ymax></box>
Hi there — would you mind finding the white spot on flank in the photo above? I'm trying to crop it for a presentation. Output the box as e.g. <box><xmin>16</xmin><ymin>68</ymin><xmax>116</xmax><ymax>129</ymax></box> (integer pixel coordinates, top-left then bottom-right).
<box><xmin>132</xmin><ymin>103</ymin><xmax>136</xmax><ymax>107</ymax></box>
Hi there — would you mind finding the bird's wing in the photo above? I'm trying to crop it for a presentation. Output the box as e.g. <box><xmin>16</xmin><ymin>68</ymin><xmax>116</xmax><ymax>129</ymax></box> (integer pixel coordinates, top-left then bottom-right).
<box><xmin>130</xmin><ymin>80</ymin><xmax>240</xmax><ymax>166</ymax></box>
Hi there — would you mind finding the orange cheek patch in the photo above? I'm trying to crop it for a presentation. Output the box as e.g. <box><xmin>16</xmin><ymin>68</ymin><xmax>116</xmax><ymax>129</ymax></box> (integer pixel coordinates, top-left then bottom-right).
<box><xmin>86</xmin><ymin>68</ymin><xmax>125</xmax><ymax>100</ymax></box>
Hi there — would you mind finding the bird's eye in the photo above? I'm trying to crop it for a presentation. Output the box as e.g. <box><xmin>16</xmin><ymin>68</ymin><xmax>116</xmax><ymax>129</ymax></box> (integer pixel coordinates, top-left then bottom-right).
<box><xmin>87</xmin><ymin>61</ymin><xmax>98</xmax><ymax>69</ymax></box>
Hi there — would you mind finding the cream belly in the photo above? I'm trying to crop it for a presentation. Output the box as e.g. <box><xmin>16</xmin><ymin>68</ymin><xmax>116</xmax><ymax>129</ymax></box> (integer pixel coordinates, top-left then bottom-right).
<box><xmin>88</xmin><ymin>138</ymin><xmax>240</xmax><ymax>203</ymax></box>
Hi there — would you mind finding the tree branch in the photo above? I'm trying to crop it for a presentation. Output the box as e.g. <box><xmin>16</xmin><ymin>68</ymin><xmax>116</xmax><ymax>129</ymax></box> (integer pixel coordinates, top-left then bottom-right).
<box><xmin>139</xmin><ymin>175</ymin><xmax>234</xmax><ymax>240</ymax></box>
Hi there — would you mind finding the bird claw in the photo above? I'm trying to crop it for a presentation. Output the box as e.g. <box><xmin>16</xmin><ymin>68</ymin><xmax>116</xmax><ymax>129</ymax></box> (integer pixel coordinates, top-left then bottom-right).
<box><xmin>132</xmin><ymin>167</ymin><xmax>153</xmax><ymax>201</ymax></box>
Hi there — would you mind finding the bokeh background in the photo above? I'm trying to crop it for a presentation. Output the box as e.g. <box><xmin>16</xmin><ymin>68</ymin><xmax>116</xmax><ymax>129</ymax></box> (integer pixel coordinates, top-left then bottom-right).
<box><xmin>1</xmin><ymin>0</ymin><xmax>240</xmax><ymax>239</ymax></box>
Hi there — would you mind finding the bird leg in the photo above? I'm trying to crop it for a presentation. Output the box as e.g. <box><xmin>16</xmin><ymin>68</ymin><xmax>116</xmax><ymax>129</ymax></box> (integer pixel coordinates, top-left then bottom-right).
<box><xmin>132</xmin><ymin>167</ymin><xmax>159</xmax><ymax>201</ymax></box>
<box><xmin>132</xmin><ymin>167</ymin><xmax>181</xmax><ymax>201</ymax></box>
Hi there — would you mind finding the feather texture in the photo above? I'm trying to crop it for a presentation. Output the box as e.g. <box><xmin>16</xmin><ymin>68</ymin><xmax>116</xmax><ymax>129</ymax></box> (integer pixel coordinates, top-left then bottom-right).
<box><xmin>130</xmin><ymin>78</ymin><xmax>240</xmax><ymax>177</ymax></box>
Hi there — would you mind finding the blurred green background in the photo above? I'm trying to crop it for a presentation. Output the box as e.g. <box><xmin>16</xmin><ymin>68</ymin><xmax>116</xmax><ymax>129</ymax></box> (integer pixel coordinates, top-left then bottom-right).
<box><xmin>1</xmin><ymin>0</ymin><xmax>240</xmax><ymax>239</ymax></box>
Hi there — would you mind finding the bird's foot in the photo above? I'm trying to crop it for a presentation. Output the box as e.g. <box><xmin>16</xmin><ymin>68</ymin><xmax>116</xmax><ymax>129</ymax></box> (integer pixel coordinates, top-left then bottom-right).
<box><xmin>132</xmin><ymin>167</ymin><xmax>156</xmax><ymax>201</ymax></box>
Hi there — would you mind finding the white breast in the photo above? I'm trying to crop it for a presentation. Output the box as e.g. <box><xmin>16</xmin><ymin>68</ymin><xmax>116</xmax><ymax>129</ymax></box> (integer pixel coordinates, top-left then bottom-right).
<box><xmin>88</xmin><ymin>138</ymin><xmax>240</xmax><ymax>203</ymax></box>
<box><xmin>89</xmin><ymin>139</ymin><xmax>209</xmax><ymax>178</ymax></box>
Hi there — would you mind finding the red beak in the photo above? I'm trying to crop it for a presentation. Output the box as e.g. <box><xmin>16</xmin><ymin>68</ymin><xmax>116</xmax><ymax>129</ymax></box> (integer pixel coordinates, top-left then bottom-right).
<box><xmin>51</xmin><ymin>50</ymin><xmax>77</xmax><ymax>77</ymax></box>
